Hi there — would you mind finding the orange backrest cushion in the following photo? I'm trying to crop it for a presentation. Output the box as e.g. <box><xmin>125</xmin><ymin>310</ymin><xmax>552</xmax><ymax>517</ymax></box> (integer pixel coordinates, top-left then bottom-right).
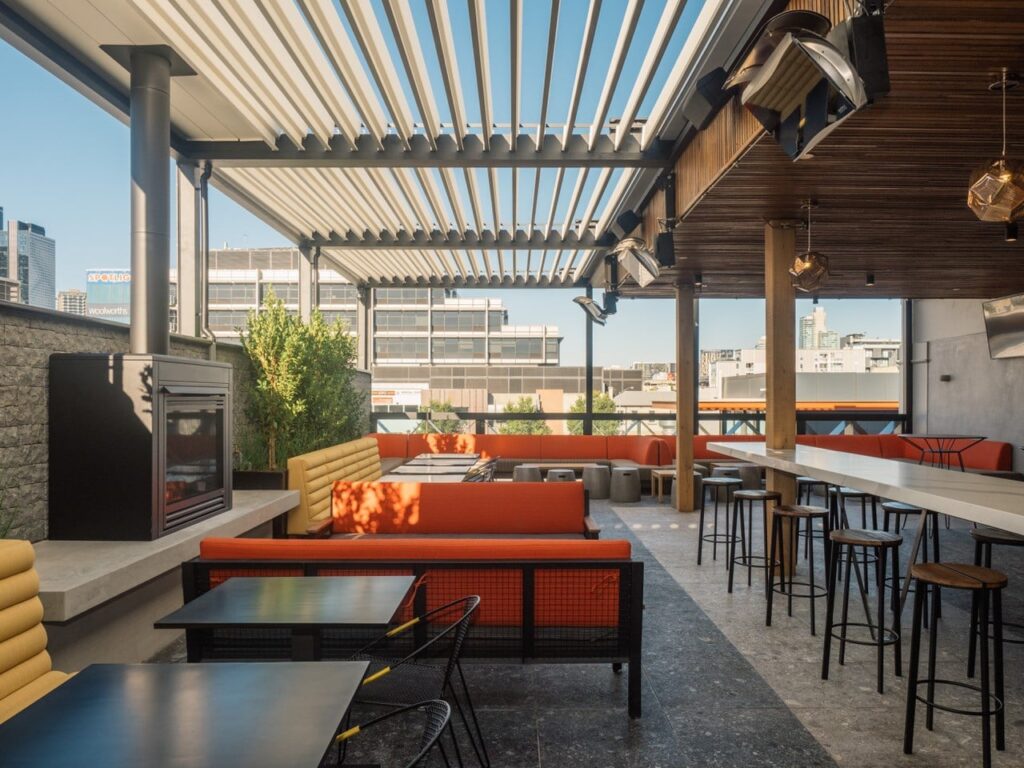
<box><xmin>330</xmin><ymin>481</ymin><xmax>584</xmax><ymax>534</ymax></box>
<box><xmin>876</xmin><ymin>435</ymin><xmax>911</xmax><ymax>460</ymax></box>
<box><xmin>405</xmin><ymin>433</ymin><xmax>492</xmax><ymax>456</ymax></box>
<box><xmin>539</xmin><ymin>435</ymin><xmax>608</xmax><ymax>460</ymax></box>
<box><xmin>200</xmin><ymin>536</ymin><xmax>631</xmax><ymax>561</ymax></box>
<box><xmin>812</xmin><ymin>434</ymin><xmax>884</xmax><ymax>457</ymax></box>
<box><xmin>606</xmin><ymin>436</ymin><xmax>665</xmax><ymax>464</ymax></box>
<box><xmin>693</xmin><ymin>434</ymin><xmax>765</xmax><ymax>460</ymax></box>
<box><xmin>371</xmin><ymin>433</ymin><xmax>409</xmax><ymax>458</ymax></box>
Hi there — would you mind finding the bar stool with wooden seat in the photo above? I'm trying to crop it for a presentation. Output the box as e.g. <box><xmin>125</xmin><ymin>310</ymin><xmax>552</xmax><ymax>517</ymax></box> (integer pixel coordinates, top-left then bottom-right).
<box><xmin>882</xmin><ymin>500</ymin><xmax>942</xmax><ymax>622</ymax></box>
<box><xmin>969</xmin><ymin>527</ymin><xmax>1024</xmax><ymax>680</ymax></box>
<box><xmin>904</xmin><ymin>563</ymin><xmax>1007</xmax><ymax>768</ymax></box>
<box><xmin>822</xmin><ymin>528</ymin><xmax>903</xmax><ymax>694</ymax></box>
<box><xmin>727</xmin><ymin>488</ymin><xmax>782</xmax><ymax>593</ymax></box>
<box><xmin>796</xmin><ymin>476</ymin><xmax>829</xmax><ymax>558</ymax></box>
<box><xmin>828</xmin><ymin>486</ymin><xmax>879</xmax><ymax>530</ymax></box>
<box><xmin>766</xmin><ymin>505</ymin><xmax>831</xmax><ymax>635</ymax></box>
<box><xmin>697</xmin><ymin>476</ymin><xmax>742</xmax><ymax>565</ymax></box>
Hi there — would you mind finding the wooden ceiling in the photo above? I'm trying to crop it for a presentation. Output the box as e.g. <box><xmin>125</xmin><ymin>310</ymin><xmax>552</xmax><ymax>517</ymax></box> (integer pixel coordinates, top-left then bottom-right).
<box><xmin>638</xmin><ymin>0</ymin><xmax>1024</xmax><ymax>299</ymax></box>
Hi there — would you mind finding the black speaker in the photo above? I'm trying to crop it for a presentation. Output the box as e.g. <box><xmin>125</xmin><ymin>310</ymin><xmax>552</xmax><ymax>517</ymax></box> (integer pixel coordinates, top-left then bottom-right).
<box><xmin>615</xmin><ymin>210</ymin><xmax>642</xmax><ymax>235</ymax></box>
<box><xmin>655</xmin><ymin>232</ymin><xmax>675</xmax><ymax>267</ymax></box>
<box><xmin>682</xmin><ymin>68</ymin><xmax>731</xmax><ymax>130</ymax></box>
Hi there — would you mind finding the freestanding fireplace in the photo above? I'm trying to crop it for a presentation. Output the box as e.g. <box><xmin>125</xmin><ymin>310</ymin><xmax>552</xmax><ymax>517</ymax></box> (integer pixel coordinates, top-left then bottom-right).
<box><xmin>49</xmin><ymin>354</ymin><xmax>233</xmax><ymax>540</ymax></box>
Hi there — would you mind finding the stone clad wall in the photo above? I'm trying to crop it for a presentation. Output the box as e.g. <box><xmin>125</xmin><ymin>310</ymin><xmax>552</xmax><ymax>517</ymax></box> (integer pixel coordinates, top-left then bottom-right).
<box><xmin>0</xmin><ymin>302</ymin><xmax>254</xmax><ymax>541</ymax></box>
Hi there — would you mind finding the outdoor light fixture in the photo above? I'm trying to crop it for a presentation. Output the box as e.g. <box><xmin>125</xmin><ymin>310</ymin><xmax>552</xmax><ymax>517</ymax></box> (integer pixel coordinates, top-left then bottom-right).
<box><xmin>865</xmin><ymin>272</ymin><xmax>876</xmax><ymax>287</ymax></box>
<box><xmin>790</xmin><ymin>201</ymin><xmax>830</xmax><ymax>293</ymax></box>
<box><xmin>574</xmin><ymin>296</ymin><xmax>608</xmax><ymax>326</ymax></box>
<box><xmin>694</xmin><ymin>272</ymin><xmax>704</xmax><ymax>288</ymax></box>
<box><xmin>968</xmin><ymin>69</ymin><xmax>1024</xmax><ymax>226</ymax></box>
<box><xmin>1008</xmin><ymin>222</ymin><xmax>1019</xmax><ymax>243</ymax></box>
<box><xmin>612</xmin><ymin>236</ymin><xmax>660</xmax><ymax>287</ymax></box>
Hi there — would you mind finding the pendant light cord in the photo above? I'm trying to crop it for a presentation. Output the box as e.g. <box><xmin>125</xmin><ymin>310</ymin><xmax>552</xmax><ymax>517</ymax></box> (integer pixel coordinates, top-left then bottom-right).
<box><xmin>1002</xmin><ymin>74</ymin><xmax>1008</xmax><ymax>158</ymax></box>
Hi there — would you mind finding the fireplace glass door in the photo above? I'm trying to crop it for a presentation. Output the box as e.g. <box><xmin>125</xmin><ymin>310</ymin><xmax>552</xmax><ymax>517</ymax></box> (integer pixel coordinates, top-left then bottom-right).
<box><xmin>163</xmin><ymin>395</ymin><xmax>226</xmax><ymax>528</ymax></box>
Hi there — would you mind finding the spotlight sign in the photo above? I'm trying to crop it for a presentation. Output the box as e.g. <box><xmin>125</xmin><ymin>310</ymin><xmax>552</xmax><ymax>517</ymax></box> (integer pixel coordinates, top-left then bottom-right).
<box><xmin>86</xmin><ymin>269</ymin><xmax>131</xmax><ymax>322</ymax></box>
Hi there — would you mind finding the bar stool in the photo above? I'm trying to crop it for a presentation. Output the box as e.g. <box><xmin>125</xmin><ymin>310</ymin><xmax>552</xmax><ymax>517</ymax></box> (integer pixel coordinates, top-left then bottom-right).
<box><xmin>822</xmin><ymin>529</ymin><xmax>902</xmax><ymax>694</ymax></box>
<box><xmin>727</xmin><ymin>489</ymin><xmax>782</xmax><ymax>593</ymax></box>
<box><xmin>882</xmin><ymin>500</ymin><xmax>941</xmax><ymax>622</ymax></box>
<box><xmin>796</xmin><ymin>476</ymin><xmax>829</xmax><ymax>558</ymax></box>
<box><xmin>829</xmin><ymin>486</ymin><xmax>880</xmax><ymax>576</ymax></box>
<box><xmin>697</xmin><ymin>476</ymin><xmax>742</xmax><ymax>565</ymax></box>
<box><xmin>766</xmin><ymin>505</ymin><xmax>831</xmax><ymax>635</ymax></box>
<box><xmin>969</xmin><ymin>527</ymin><xmax>1024</xmax><ymax>680</ymax></box>
<box><xmin>904</xmin><ymin>563</ymin><xmax>1007</xmax><ymax>768</ymax></box>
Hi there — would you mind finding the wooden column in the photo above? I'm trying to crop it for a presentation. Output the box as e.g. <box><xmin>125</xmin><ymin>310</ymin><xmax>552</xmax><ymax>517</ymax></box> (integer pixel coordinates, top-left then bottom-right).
<box><xmin>675</xmin><ymin>279</ymin><xmax>696</xmax><ymax>512</ymax></box>
<box><xmin>765</xmin><ymin>222</ymin><xmax>798</xmax><ymax>572</ymax></box>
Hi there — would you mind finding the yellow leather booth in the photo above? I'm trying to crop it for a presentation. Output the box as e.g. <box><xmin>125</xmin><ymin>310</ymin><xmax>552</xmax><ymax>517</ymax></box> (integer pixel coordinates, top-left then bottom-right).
<box><xmin>0</xmin><ymin>539</ymin><xmax>70</xmax><ymax>724</ymax></box>
<box><xmin>286</xmin><ymin>437</ymin><xmax>383</xmax><ymax>535</ymax></box>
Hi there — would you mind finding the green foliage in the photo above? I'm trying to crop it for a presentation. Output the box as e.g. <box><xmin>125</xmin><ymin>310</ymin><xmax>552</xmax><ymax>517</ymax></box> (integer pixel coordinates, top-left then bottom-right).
<box><xmin>240</xmin><ymin>291</ymin><xmax>366</xmax><ymax>470</ymax></box>
<box><xmin>568</xmin><ymin>391</ymin><xmax>620</xmax><ymax>435</ymax></box>
<box><xmin>414</xmin><ymin>400</ymin><xmax>467</xmax><ymax>434</ymax></box>
<box><xmin>498</xmin><ymin>396</ymin><xmax>552</xmax><ymax>435</ymax></box>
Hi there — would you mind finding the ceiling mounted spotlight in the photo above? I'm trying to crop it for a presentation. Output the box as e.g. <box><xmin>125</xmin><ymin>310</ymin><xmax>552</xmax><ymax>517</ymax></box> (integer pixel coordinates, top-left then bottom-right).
<box><xmin>573</xmin><ymin>293</ymin><xmax>619</xmax><ymax>326</ymax></box>
<box><xmin>865</xmin><ymin>272</ymin><xmax>876</xmax><ymax>287</ymax></box>
<box><xmin>1008</xmin><ymin>221</ymin><xmax>1019</xmax><ymax>243</ymax></box>
<box><xmin>968</xmin><ymin>68</ymin><xmax>1024</xmax><ymax>225</ymax></box>
<box><xmin>612</xmin><ymin>236</ymin><xmax>660</xmax><ymax>287</ymax></box>
<box><xmin>790</xmin><ymin>200</ymin><xmax>830</xmax><ymax>293</ymax></box>
<box><xmin>694</xmin><ymin>272</ymin><xmax>704</xmax><ymax>288</ymax></box>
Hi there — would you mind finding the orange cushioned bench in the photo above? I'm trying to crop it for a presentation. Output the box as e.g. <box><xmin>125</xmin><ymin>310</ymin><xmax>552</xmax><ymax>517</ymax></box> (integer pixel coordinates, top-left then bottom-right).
<box><xmin>321</xmin><ymin>480</ymin><xmax>598</xmax><ymax>539</ymax></box>
<box><xmin>186</xmin><ymin>537</ymin><xmax>645</xmax><ymax>717</ymax></box>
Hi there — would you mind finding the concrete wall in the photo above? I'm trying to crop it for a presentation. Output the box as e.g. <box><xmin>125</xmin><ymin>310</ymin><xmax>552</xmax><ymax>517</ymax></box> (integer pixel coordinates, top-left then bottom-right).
<box><xmin>0</xmin><ymin>302</ymin><xmax>254</xmax><ymax>541</ymax></box>
<box><xmin>913</xmin><ymin>298</ymin><xmax>1024</xmax><ymax>469</ymax></box>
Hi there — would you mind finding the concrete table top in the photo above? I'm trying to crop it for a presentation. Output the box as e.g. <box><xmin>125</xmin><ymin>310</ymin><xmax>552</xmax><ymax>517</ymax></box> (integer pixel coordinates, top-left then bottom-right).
<box><xmin>708</xmin><ymin>442</ymin><xmax>1024</xmax><ymax>535</ymax></box>
<box><xmin>34</xmin><ymin>490</ymin><xmax>298</xmax><ymax>622</ymax></box>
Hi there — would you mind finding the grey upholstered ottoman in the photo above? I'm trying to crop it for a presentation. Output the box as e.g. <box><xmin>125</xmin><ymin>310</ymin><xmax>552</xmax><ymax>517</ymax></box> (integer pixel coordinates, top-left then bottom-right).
<box><xmin>512</xmin><ymin>464</ymin><xmax>543</xmax><ymax>482</ymax></box>
<box><xmin>581</xmin><ymin>464</ymin><xmax>610</xmax><ymax>499</ymax></box>
<box><xmin>546</xmin><ymin>468</ymin><xmax>576</xmax><ymax>482</ymax></box>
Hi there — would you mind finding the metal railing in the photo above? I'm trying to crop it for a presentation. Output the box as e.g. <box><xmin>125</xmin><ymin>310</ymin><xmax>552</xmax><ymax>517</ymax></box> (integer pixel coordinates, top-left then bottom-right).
<box><xmin>369</xmin><ymin>409</ymin><xmax>907</xmax><ymax>437</ymax></box>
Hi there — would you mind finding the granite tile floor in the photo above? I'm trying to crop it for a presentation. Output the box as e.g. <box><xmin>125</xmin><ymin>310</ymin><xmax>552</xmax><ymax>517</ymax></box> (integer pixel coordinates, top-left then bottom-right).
<box><xmin>151</xmin><ymin>494</ymin><xmax>1024</xmax><ymax>767</ymax></box>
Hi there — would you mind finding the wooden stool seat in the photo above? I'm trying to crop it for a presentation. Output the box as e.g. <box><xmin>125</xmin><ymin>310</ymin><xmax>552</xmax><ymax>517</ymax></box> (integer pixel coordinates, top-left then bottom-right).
<box><xmin>774</xmin><ymin>504</ymin><xmax>828</xmax><ymax>519</ymax></box>
<box><xmin>830</xmin><ymin>528</ymin><xmax>902</xmax><ymax>548</ymax></box>
<box><xmin>971</xmin><ymin>527</ymin><xmax>1024</xmax><ymax>547</ymax></box>
<box><xmin>881</xmin><ymin>501</ymin><xmax>923</xmax><ymax>514</ymax></box>
<box><xmin>733</xmin><ymin>489</ymin><xmax>782</xmax><ymax>501</ymax></box>
<box><xmin>911</xmin><ymin>562</ymin><xmax>1008</xmax><ymax>590</ymax></box>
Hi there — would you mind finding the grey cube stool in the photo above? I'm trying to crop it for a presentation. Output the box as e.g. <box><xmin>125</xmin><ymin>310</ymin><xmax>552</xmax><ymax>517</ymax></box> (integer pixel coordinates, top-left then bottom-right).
<box><xmin>582</xmin><ymin>465</ymin><xmax>610</xmax><ymax>499</ymax></box>
<box><xmin>610</xmin><ymin>467</ymin><xmax>641</xmax><ymax>503</ymax></box>
<box><xmin>546</xmin><ymin>468</ymin><xmax>576</xmax><ymax>482</ymax></box>
<box><xmin>512</xmin><ymin>465</ymin><xmax>542</xmax><ymax>482</ymax></box>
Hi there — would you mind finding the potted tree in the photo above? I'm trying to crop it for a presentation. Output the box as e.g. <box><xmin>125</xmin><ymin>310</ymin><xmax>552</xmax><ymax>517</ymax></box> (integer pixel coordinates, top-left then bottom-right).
<box><xmin>233</xmin><ymin>292</ymin><xmax>366</xmax><ymax>490</ymax></box>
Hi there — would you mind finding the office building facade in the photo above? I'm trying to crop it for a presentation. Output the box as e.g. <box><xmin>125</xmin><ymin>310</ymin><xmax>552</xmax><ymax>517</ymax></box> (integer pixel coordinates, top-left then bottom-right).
<box><xmin>0</xmin><ymin>208</ymin><xmax>56</xmax><ymax>309</ymax></box>
<box><xmin>56</xmin><ymin>289</ymin><xmax>87</xmax><ymax>315</ymax></box>
<box><xmin>85</xmin><ymin>269</ymin><xmax>132</xmax><ymax>322</ymax></box>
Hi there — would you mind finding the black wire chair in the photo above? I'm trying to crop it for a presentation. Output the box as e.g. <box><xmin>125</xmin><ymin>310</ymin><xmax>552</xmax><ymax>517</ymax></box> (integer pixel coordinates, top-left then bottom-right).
<box><xmin>350</xmin><ymin>595</ymin><xmax>489</xmax><ymax>768</ymax></box>
<box><xmin>335</xmin><ymin>699</ymin><xmax>451</xmax><ymax>768</ymax></box>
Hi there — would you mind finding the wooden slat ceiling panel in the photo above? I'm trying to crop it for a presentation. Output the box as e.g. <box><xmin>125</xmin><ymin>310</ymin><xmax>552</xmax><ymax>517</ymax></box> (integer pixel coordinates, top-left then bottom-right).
<box><xmin>654</xmin><ymin>0</ymin><xmax>1024</xmax><ymax>299</ymax></box>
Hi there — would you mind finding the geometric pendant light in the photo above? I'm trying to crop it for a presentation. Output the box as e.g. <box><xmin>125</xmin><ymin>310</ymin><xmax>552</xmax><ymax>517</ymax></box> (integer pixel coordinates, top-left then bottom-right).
<box><xmin>968</xmin><ymin>68</ymin><xmax>1024</xmax><ymax>228</ymax></box>
<box><xmin>790</xmin><ymin>200</ymin><xmax>829</xmax><ymax>292</ymax></box>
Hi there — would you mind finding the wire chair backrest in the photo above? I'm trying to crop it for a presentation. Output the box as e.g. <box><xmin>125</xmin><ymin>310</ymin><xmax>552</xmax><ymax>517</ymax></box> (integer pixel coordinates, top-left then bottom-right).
<box><xmin>336</xmin><ymin>699</ymin><xmax>451</xmax><ymax>768</ymax></box>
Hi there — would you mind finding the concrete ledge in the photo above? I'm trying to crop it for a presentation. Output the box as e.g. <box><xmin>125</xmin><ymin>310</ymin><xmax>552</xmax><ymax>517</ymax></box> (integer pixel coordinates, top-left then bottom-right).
<box><xmin>34</xmin><ymin>490</ymin><xmax>298</xmax><ymax>622</ymax></box>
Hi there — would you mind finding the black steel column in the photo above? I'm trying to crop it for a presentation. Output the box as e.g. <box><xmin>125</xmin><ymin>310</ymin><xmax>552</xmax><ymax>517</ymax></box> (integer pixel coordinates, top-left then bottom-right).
<box><xmin>693</xmin><ymin>295</ymin><xmax>700</xmax><ymax>435</ymax></box>
<box><xmin>903</xmin><ymin>298</ymin><xmax>914</xmax><ymax>430</ymax></box>
<box><xmin>129</xmin><ymin>49</ymin><xmax>171</xmax><ymax>354</ymax></box>
<box><xmin>584</xmin><ymin>283</ymin><xmax>594</xmax><ymax>435</ymax></box>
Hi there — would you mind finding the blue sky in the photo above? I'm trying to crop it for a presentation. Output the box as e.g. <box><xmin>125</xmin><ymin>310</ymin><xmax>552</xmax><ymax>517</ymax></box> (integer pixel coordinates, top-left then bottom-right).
<box><xmin>0</xmin><ymin>11</ymin><xmax>901</xmax><ymax>366</ymax></box>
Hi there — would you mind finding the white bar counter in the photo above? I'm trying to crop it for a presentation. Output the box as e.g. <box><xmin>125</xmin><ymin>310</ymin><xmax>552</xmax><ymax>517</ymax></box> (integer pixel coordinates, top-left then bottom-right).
<box><xmin>707</xmin><ymin>442</ymin><xmax>1024</xmax><ymax>535</ymax></box>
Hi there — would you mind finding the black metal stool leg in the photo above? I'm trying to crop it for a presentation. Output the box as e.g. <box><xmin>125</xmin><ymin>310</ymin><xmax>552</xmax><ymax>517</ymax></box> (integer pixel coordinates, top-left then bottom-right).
<box><xmin>822</xmin><ymin>536</ymin><xmax>841</xmax><ymax>680</ymax></box>
<box><xmin>746</xmin><ymin>500</ymin><xmax>755</xmax><ymax>587</ymax></box>
<box><xmin>931</xmin><ymin>513</ymin><xmax>942</xmax><ymax>619</ymax></box>
<box><xmin>876</xmin><ymin>547</ymin><xmax>887</xmax><ymax>694</ymax></box>
<box><xmin>968</xmin><ymin>540</ymin><xmax>982</xmax><ymax>678</ymax></box>
<box><xmin>787</xmin><ymin>519</ymin><xmax>797</xmax><ymax>617</ymax></box>
<box><xmin>993</xmin><ymin>587</ymin><xmax>1005</xmax><ymax>753</ymax></box>
<box><xmin>926</xmin><ymin>583</ymin><xmax>939</xmax><ymax>731</ymax></box>
<box><xmin>766</xmin><ymin>516</ymin><xmax>779</xmax><ymax>626</ymax></box>
<box><xmin>697</xmin><ymin>490</ymin><xmax>708</xmax><ymax>565</ymax></box>
<box><xmin>904</xmin><ymin>579</ymin><xmax>925</xmax><ymax>755</ymax></box>
<box><xmin>892</xmin><ymin>546</ymin><xmax>902</xmax><ymax>677</ymax></box>
<box><xmin>809</xmin><ymin>518</ymin><xmax>818</xmax><ymax>636</ymax></box>
<box><xmin>839</xmin><ymin>545</ymin><xmax>853</xmax><ymax>665</ymax></box>
<box><xmin>728</xmin><ymin>496</ymin><xmax>741</xmax><ymax>594</ymax></box>
<box><xmin>979</xmin><ymin>588</ymin><xmax>992</xmax><ymax>768</ymax></box>
<box><xmin>712</xmin><ymin>489</ymin><xmax>720</xmax><ymax>561</ymax></box>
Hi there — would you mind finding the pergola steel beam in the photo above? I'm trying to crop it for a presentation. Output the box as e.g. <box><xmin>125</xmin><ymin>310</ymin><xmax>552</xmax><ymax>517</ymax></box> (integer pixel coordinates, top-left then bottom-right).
<box><xmin>310</xmin><ymin>229</ymin><xmax>614</xmax><ymax>250</ymax></box>
<box><xmin>180</xmin><ymin>133</ymin><xmax>672</xmax><ymax>168</ymax></box>
<box><xmin>348</xmin><ymin>274</ymin><xmax>585</xmax><ymax>289</ymax></box>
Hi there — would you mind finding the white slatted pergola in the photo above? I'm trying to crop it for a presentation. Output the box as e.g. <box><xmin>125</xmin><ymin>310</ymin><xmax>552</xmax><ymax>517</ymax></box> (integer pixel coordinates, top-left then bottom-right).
<box><xmin>1</xmin><ymin>0</ymin><xmax>771</xmax><ymax>288</ymax></box>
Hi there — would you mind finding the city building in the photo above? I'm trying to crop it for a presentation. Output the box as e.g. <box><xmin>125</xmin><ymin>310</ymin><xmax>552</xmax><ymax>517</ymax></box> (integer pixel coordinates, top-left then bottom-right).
<box><xmin>629</xmin><ymin>361</ymin><xmax>676</xmax><ymax>391</ymax></box>
<box><xmin>56</xmin><ymin>289</ymin><xmax>86</xmax><ymax>315</ymax></box>
<box><xmin>699</xmin><ymin>349</ymin><xmax>739</xmax><ymax>386</ymax></box>
<box><xmin>85</xmin><ymin>269</ymin><xmax>131</xmax><ymax>322</ymax></box>
<box><xmin>798</xmin><ymin>306</ymin><xmax>827</xmax><ymax>349</ymax></box>
<box><xmin>0</xmin><ymin>207</ymin><xmax>56</xmax><ymax>309</ymax></box>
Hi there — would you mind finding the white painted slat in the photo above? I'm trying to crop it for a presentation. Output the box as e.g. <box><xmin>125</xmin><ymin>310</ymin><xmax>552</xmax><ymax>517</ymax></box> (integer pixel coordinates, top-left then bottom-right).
<box><xmin>509</xmin><ymin>0</ymin><xmax>521</xmax><ymax>149</ymax></box>
<box><xmin>414</xmin><ymin>168</ymin><xmax>452</xmax><ymax>232</ymax></box>
<box><xmin>391</xmin><ymin>169</ymin><xmax>437</xmax><ymax>232</ymax></box>
<box><xmin>439</xmin><ymin>167</ymin><xmax>468</xmax><ymax>234</ymax></box>
<box><xmin>596</xmin><ymin>168</ymin><xmax>637</xmax><ymax>235</ymax></box>
<box><xmin>341</xmin><ymin>0</ymin><xmax>416</xmax><ymax>144</ymax></box>
<box><xmin>382</xmin><ymin>0</ymin><xmax>443</xmax><ymax>147</ymax></box>
<box><xmin>545</xmin><ymin>168</ymin><xmax>566</xmax><ymax>233</ymax></box>
<box><xmin>612</xmin><ymin>0</ymin><xmax>684</xmax><ymax>149</ymax></box>
<box><xmin>562</xmin><ymin>0</ymin><xmax>602</xmax><ymax>146</ymax></box>
<box><xmin>426</xmin><ymin>0</ymin><xmax>469</xmax><ymax>149</ymax></box>
<box><xmin>560</xmin><ymin>168</ymin><xmax>590</xmax><ymax>238</ymax></box>
<box><xmin>560</xmin><ymin>249</ymin><xmax>580</xmax><ymax>283</ymax></box>
<box><xmin>536</xmin><ymin>0</ymin><xmax>561</xmax><ymax>147</ymax></box>
<box><xmin>587</xmin><ymin>0</ymin><xmax>645</xmax><ymax>149</ymax></box>
<box><xmin>467</xmin><ymin>0</ymin><xmax>493</xmax><ymax>148</ymax></box>
<box><xmin>577</xmin><ymin>167</ymin><xmax>613</xmax><ymax>236</ymax></box>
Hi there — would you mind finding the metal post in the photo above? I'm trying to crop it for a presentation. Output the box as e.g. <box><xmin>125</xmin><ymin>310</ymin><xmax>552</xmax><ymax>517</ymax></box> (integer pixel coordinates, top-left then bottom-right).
<box><xmin>298</xmin><ymin>244</ymin><xmax>313</xmax><ymax>322</ymax></box>
<box><xmin>693</xmin><ymin>296</ymin><xmax>700</xmax><ymax>436</ymax></box>
<box><xmin>356</xmin><ymin>287</ymin><xmax>371</xmax><ymax>370</ymax></box>
<box><xmin>175</xmin><ymin>161</ymin><xmax>200</xmax><ymax>337</ymax></box>
<box><xmin>312</xmin><ymin>246</ymin><xmax>321</xmax><ymax>314</ymax></box>
<box><xmin>584</xmin><ymin>283</ymin><xmax>594</xmax><ymax>435</ymax></box>
<box><xmin>902</xmin><ymin>298</ymin><xmax>914</xmax><ymax>431</ymax></box>
<box><xmin>129</xmin><ymin>49</ymin><xmax>171</xmax><ymax>355</ymax></box>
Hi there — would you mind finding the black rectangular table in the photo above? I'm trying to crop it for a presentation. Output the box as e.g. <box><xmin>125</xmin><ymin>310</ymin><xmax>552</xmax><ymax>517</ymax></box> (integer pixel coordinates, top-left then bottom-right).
<box><xmin>156</xmin><ymin>575</ymin><xmax>415</xmax><ymax>661</ymax></box>
<box><xmin>0</xmin><ymin>662</ymin><xmax>367</xmax><ymax>768</ymax></box>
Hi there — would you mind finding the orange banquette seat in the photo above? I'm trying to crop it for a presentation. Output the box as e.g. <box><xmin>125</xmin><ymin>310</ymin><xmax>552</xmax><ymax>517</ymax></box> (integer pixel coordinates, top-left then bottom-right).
<box><xmin>187</xmin><ymin>536</ymin><xmax>645</xmax><ymax>717</ymax></box>
<box><xmin>322</xmin><ymin>480</ymin><xmax>598</xmax><ymax>538</ymax></box>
